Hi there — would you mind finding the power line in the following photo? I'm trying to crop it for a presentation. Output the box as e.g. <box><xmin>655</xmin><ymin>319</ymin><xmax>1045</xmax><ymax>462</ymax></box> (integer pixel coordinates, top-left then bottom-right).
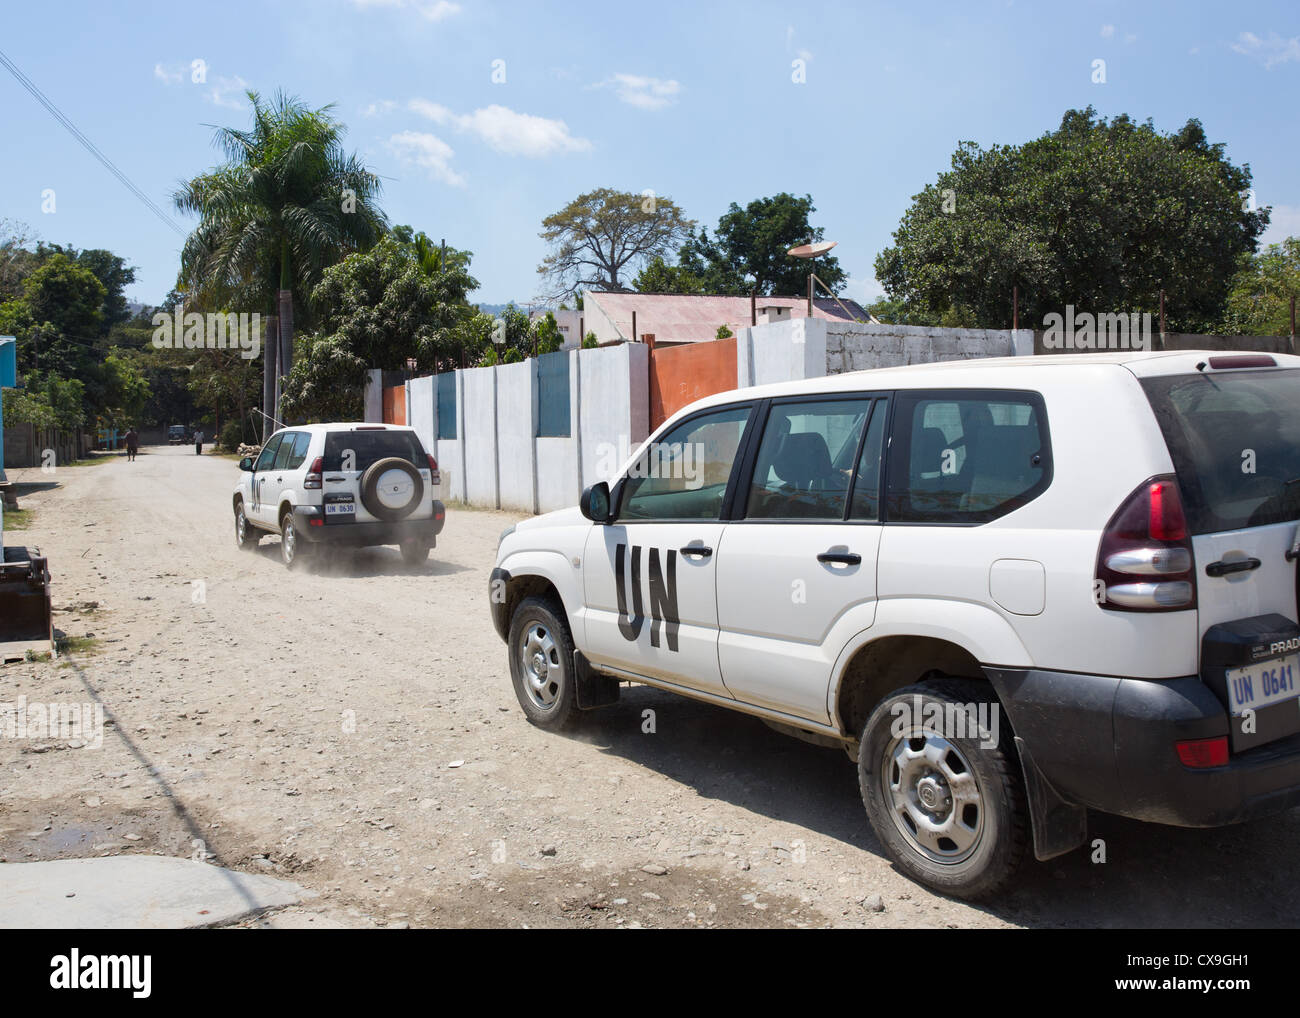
<box><xmin>0</xmin><ymin>48</ymin><xmax>186</xmax><ymax>237</ymax></box>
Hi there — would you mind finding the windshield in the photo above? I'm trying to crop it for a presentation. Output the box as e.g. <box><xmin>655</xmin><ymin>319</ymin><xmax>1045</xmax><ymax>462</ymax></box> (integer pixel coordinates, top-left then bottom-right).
<box><xmin>1141</xmin><ymin>368</ymin><xmax>1300</xmax><ymax>535</ymax></box>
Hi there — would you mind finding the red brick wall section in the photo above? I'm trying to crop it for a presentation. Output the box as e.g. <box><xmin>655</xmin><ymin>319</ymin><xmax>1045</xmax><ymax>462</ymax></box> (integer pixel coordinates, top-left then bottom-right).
<box><xmin>382</xmin><ymin>385</ymin><xmax>407</xmax><ymax>425</ymax></box>
<box><xmin>648</xmin><ymin>338</ymin><xmax>737</xmax><ymax>429</ymax></box>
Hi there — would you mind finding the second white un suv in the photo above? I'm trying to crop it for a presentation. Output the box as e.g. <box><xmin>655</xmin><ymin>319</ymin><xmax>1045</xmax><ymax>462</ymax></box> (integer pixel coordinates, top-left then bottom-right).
<box><xmin>491</xmin><ymin>350</ymin><xmax>1300</xmax><ymax>898</ymax></box>
<box><xmin>234</xmin><ymin>423</ymin><xmax>445</xmax><ymax>567</ymax></box>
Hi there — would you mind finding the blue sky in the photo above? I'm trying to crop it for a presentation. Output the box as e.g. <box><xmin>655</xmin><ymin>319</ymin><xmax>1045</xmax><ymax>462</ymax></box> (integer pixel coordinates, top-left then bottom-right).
<box><xmin>2</xmin><ymin>0</ymin><xmax>1297</xmax><ymax>308</ymax></box>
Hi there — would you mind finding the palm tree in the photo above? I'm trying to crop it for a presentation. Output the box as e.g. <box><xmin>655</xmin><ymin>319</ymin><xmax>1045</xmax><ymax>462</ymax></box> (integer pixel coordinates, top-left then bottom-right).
<box><xmin>173</xmin><ymin>91</ymin><xmax>387</xmax><ymax>433</ymax></box>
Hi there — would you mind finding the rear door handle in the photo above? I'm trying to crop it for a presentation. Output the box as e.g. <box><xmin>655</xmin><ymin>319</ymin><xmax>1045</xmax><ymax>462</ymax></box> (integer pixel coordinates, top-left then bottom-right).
<box><xmin>680</xmin><ymin>545</ymin><xmax>712</xmax><ymax>558</ymax></box>
<box><xmin>1206</xmin><ymin>557</ymin><xmax>1261</xmax><ymax>577</ymax></box>
<box><xmin>817</xmin><ymin>551</ymin><xmax>862</xmax><ymax>566</ymax></box>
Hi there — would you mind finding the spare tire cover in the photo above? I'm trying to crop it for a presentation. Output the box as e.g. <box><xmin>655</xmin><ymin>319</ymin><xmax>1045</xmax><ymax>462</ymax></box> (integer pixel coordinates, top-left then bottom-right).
<box><xmin>360</xmin><ymin>457</ymin><xmax>424</xmax><ymax>521</ymax></box>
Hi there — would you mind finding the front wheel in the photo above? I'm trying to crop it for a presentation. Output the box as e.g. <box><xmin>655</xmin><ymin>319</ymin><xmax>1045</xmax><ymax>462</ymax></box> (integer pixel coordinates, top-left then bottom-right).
<box><xmin>859</xmin><ymin>680</ymin><xmax>1027</xmax><ymax>900</ymax></box>
<box><xmin>507</xmin><ymin>596</ymin><xmax>577</xmax><ymax>729</ymax></box>
<box><xmin>234</xmin><ymin>500</ymin><xmax>257</xmax><ymax>550</ymax></box>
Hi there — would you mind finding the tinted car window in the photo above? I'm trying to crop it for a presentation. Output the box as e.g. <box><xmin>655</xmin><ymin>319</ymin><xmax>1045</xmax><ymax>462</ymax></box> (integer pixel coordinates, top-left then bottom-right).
<box><xmin>285</xmin><ymin>432</ymin><xmax>312</xmax><ymax>470</ymax></box>
<box><xmin>849</xmin><ymin>399</ymin><xmax>889</xmax><ymax>521</ymax></box>
<box><xmin>273</xmin><ymin>432</ymin><xmax>299</xmax><ymax>471</ymax></box>
<box><xmin>323</xmin><ymin>430</ymin><xmax>426</xmax><ymax>472</ymax></box>
<box><xmin>886</xmin><ymin>391</ymin><xmax>1050</xmax><ymax>524</ymax></box>
<box><xmin>254</xmin><ymin>434</ymin><xmax>283</xmax><ymax>471</ymax></box>
<box><xmin>745</xmin><ymin>399</ymin><xmax>870</xmax><ymax>520</ymax></box>
<box><xmin>1141</xmin><ymin>368</ymin><xmax>1300</xmax><ymax>534</ymax></box>
<box><xmin>619</xmin><ymin>405</ymin><xmax>751</xmax><ymax>521</ymax></box>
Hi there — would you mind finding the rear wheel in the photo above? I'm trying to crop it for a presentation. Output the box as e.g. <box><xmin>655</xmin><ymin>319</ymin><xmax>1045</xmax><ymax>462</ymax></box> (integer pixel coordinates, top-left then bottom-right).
<box><xmin>400</xmin><ymin>539</ymin><xmax>430</xmax><ymax>565</ymax></box>
<box><xmin>859</xmin><ymin>679</ymin><xmax>1027</xmax><ymax>900</ymax></box>
<box><xmin>279</xmin><ymin>510</ymin><xmax>311</xmax><ymax>569</ymax></box>
<box><xmin>507</xmin><ymin>595</ymin><xmax>577</xmax><ymax>729</ymax></box>
<box><xmin>234</xmin><ymin>500</ymin><xmax>257</xmax><ymax>550</ymax></box>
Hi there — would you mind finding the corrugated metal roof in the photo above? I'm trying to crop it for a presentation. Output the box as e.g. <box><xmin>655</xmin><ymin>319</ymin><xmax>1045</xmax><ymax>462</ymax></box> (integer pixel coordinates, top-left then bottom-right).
<box><xmin>587</xmin><ymin>292</ymin><xmax>870</xmax><ymax>344</ymax></box>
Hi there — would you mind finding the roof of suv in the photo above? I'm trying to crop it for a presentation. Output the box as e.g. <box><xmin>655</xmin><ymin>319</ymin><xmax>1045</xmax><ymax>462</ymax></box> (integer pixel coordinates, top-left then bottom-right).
<box><xmin>275</xmin><ymin>423</ymin><xmax>415</xmax><ymax>433</ymax></box>
<box><xmin>703</xmin><ymin>349</ymin><xmax>1300</xmax><ymax>412</ymax></box>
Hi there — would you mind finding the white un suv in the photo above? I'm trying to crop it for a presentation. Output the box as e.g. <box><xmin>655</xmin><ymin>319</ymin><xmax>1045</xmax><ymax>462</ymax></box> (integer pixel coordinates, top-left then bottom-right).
<box><xmin>233</xmin><ymin>423</ymin><xmax>445</xmax><ymax>568</ymax></box>
<box><xmin>490</xmin><ymin>350</ymin><xmax>1300</xmax><ymax>898</ymax></box>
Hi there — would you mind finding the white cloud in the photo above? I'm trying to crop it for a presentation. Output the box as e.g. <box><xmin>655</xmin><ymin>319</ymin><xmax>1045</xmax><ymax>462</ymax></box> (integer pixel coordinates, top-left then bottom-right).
<box><xmin>1232</xmin><ymin>30</ymin><xmax>1300</xmax><ymax>68</ymax></box>
<box><xmin>351</xmin><ymin>0</ymin><xmax>460</xmax><ymax>20</ymax></box>
<box><xmin>598</xmin><ymin>73</ymin><xmax>682</xmax><ymax>111</ymax></box>
<box><xmin>206</xmin><ymin>76</ymin><xmax>249</xmax><ymax>110</ymax></box>
<box><xmin>363</xmin><ymin>99</ymin><xmax>398</xmax><ymax>117</ymax></box>
<box><xmin>1124</xmin><ymin>33</ymin><xmax>1137</xmax><ymax>44</ymax></box>
<box><xmin>408</xmin><ymin>99</ymin><xmax>591</xmax><ymax>156</ymax></box>
<box><xmin>1100</xmin><ymin>24</ymin><xmax>1115</xmax><ymax>38</ymax></box>
<box><xmin>1260</xmin><ymin>203</ymin><xmax>1300</xmax><ymax>247</ymax></box>
<box><xmin>154</xmin><ymin>63</ymin><xmax>182</xmax><ymax>85</ymax></box>
<box><xmin>387</xmin><ymin>130</ymin><xmax>466</xmax><ymax>187</ymax></box>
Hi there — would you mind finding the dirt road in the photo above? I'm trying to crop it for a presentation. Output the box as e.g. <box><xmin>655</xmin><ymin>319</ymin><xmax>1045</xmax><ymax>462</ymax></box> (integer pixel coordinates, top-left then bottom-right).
<box><xmin>1</xmin><ymin>445</ymin><xmax>1298</xmax><ymax>927</ymax></box>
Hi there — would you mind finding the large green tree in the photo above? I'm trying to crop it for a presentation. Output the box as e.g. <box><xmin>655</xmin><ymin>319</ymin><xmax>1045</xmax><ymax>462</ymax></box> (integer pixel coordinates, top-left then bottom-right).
<box><xmin>635</xmin><ymin>192</ymin><xmax>846</xmax><ymax>296</ymax></box>
<box><xmin>538</xmin><ymin>188</ymin><xmax>695</xmax><ymax>300</ymax></box>
<box><xmin>173</xmin><ymin>91</ymin><xmax>387</xmax><ymax>427</ymax></box>
<box><xmin>874</xmin><ymin>108</ymin><xmax>1269</xmax><ymax>331</ymax></box>
<box><xmin>1219</xmin><ymin>237</ymin><xmax>1300</xmax><ymax>337</ymax></box>
<box><xmin>280</xmin><ymin>234</ymin><xmax>479</xmax><ymax>421</ymax></box>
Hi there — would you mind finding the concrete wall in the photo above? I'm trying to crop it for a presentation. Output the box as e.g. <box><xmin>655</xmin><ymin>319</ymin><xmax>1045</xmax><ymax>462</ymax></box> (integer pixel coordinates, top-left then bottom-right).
<box><xmin>580</xmin><ymin>341</ymin><xmax>649</xmax><ymax>485</ymax></box>
<box><xmin>737</xmin><ymin>317</ymin><xmax>828</xmax><ymax>387</ymax></box>
<box><xmin>401</xmin><ymin>342</ymin><xmax>648</xmax><ymax>513</ymax></box>
<box><xmin>736</xmin><ymin>319</ymin><xmax>1031</xmax><ymax>388</ymax></box>
<box><xmin>461</xmin><ymin>366</ymin><xmax>499</xmax><ymax>508</ymax></box>
<box><xmin>536</xmin><ymin>352</ymin><xmax>580</xmax><ymax>513</ymax></box>
<box><xmin>496</xmin><ymin>359</ymin><xmax>538</xmax><ymax>512</ymax></box>
<box><xmin>827</xmin><ymin>322</ymin><xmax>1030</xmax><ymax>372</ymax></box>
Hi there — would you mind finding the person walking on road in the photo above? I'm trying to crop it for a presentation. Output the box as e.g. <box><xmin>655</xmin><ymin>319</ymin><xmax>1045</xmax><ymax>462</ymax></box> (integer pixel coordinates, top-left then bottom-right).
<box><xmin>194</xmin><ymin>429</ymin><xmax>204</xmax><ymax>455</ymax></box>
<box><xmin>125</xmin><ymin>427</ymin><xmax>139</xmax><ymax>462</ymax></box>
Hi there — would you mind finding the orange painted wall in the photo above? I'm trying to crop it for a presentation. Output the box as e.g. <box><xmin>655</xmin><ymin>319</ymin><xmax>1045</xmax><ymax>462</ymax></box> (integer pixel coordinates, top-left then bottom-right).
<box><xmin>382</xmin><ymin>384</ymin><xmax>407</xmax><ymax>425</ymax></box>
<box><xmin>648</xmin><ymin>338</ymin><xmax>738</xmax><ymax>429</ymax></box>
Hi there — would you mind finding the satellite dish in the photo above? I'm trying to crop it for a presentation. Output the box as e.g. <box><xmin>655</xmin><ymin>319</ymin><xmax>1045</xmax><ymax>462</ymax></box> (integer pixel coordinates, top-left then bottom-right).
<box><xmin>787</xmin><ymin>240</ymin><xmax>838</xmax><ymax>259</ymax></box>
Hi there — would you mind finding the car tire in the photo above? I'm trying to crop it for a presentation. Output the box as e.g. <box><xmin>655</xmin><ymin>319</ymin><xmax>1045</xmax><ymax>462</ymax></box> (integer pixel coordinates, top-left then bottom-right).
<box><xmin>858</xmin><ymin>679</ymin><xmax>1027</xmax><ymax>900</ymax></box>
<box><xmin>234</xmin><ymin>499</ymin><xmax>257</xmax><ymax>550</ymax></box>
<box><xmin>360</xmin><ymin>457</ymin><xmax>424</xmax><ymax>522</ymax></box>
<box><xmin>400</xmin><ymin>539</ymin><xmax>430</xmax><ymax>565</ymax></box>
<box><xmin>507</xmin><ymin>595</ymin><xmax>577</xmax><ymax>729</ymax></box>
<box><xmin>279</xmin><ymin>510</ymin><xmax>311</xmax><ymax>569</ymax></box>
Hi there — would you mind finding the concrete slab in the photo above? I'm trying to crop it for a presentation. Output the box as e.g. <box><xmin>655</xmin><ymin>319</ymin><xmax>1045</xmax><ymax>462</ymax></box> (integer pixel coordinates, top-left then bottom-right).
<box><xmin>0</xmin><ymin>856</ymin><xmax>312</xmax><ymax>928</ymax></box>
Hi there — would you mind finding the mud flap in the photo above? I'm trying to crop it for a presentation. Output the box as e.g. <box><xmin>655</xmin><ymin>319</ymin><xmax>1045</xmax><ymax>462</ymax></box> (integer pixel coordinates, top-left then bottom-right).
<box><xmin>1015</xmin><ymin>735</ymin><xmax>1088</xmax><ymax>861</ymax></box>
<box><xmin>573</xmin><ymin>651</ymin><xmax>620</xmax><ymax>710</ymax></box>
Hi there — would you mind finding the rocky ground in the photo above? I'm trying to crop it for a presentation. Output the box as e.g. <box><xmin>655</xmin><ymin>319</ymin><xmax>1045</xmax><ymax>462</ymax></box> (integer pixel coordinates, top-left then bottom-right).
<box><xmin>1</xmin><ymin>445</ymin><xmax>1297</xmax><ymax>928</ymax></box>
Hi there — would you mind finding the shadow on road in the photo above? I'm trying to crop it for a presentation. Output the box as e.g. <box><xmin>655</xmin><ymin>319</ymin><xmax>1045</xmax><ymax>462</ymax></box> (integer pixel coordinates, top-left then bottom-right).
<box><xmin>567</xmin><ymin>684</ymin><xmax>1300</xmax><ymax>928</ymax></box>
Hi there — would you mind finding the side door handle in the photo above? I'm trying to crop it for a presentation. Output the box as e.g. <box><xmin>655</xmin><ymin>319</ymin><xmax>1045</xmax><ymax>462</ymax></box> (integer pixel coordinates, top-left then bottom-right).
<box><xmin>1205</xmin><ymin>557</ymin><xmax>1261</xmax><ymax>577</ymax></box>
<box><xmin>680</xmin><ymin>545</ymin><xmax>713</xmax><ymax>558</ymax></box>
<box><xmin>817</xmin><ymin>551</ymin><xmax>862</xmax><ymax>566</ymax></box>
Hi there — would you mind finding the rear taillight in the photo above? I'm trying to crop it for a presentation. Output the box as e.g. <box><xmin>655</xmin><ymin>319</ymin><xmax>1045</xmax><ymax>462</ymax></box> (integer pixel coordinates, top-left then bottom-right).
<box><xmin>304</xmin><ymin>456</ymin><xmax>323</xmax><ymax>490</ymax></box>
<box><xmin>1176</xmin><ymin>736</ymin><xmax>1228</xmax><ymax>768</ymax></box>
<box><xmin>1095</xmin><ymin>475</ymin><xmax>1196</xmax><ymax>611</ymax></box>
<box><xmin>427</xmin><ymin>453</ymin><xmax>440</xmax><ymax>486</ymax></box>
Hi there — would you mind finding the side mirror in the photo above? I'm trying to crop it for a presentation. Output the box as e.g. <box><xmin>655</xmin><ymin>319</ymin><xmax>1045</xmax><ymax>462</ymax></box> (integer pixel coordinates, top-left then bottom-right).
<box><xmin>579</xmin><ymin>482</ymin><xmax>612</xmax><ymax>523</ymax></box>
<box><xmin>239</xmin><ymin>456</ymin><xmax>255</xmax><ymax>472</ymax></box>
